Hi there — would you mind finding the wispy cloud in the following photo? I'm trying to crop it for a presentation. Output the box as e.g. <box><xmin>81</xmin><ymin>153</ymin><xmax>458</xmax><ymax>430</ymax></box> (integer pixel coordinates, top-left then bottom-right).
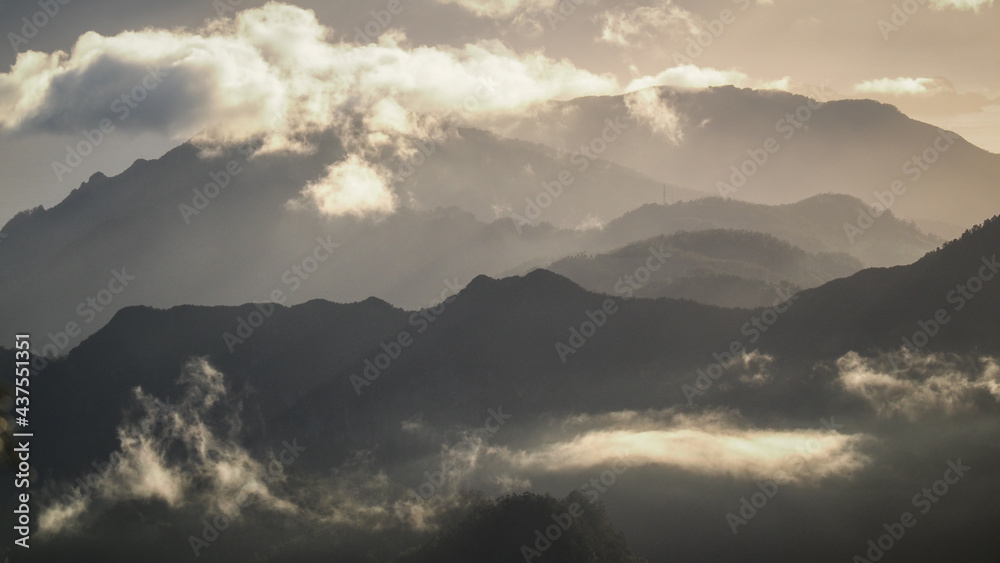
<box><xmin>39</xmin><ymin>358</ymin><xmax>294</xmax><ymax>536</ymax></box>
<box><xmin>854</xmin><ymin>77</ymin><xmax>951</xmax><ymax>96</ymax></box>
<box><xmin>431</xmin><ymin>0</ymin><xmax>561</xmax><ymax>18</ymax></box>
<box><xmin>624</xmin><ymin>87</ymin><xmax>684</xmax><ymax>144</ymax></box>
<box><xmin>627</xmin><ymin>65</ymin><xmax>791</xmax><ymax>92</ymax></box>
<box><xmin>929</xmin><ymin>0</ymin><xmax>994</xmax><ymax>11</ymax></box>
<box><xmin>837</xmin><ymin>351</ymin><xmax>1000</xmax><ymax>420</ymax></box>
<box><xmin>493</xmin><ymin>410</ymin><xmax>872</xmax><ymax>482</ymax></box>
<box><xmin>597</xmin><ymin>0</ymin><xmax>700</xmax><ymax>46</ymax></box>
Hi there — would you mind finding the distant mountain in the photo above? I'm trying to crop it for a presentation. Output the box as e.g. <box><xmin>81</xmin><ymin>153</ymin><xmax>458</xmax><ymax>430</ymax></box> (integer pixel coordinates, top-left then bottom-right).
<box><xmin>545</xmin><ymin>229</ymin><xmax>862</xmax><ymax>308</ymax></box>
<box><xmin>18</xmin><ymin>213</ymin><xmax>1000</xmax><ymax>483</ymax></box>
<box><xmin>496</xmin><ymin>86</ymin><xmax>1000</xmax><ymax>234</ymax></box>
<box><xmin>585</xmin><ymin>194</ymin><xmax>941</xmax><ymax>268</ymax></box>
<box><xmin>0</xmin><ymin>130</ymin><xmax>661</xmax><ymax>346</ymax></box>
<box><xmin>0</xmin><ymin>126</ymin><xmax>932</xmax><ymax>349</ymax></box>
<box><xmin>5</xmin><ymin>212</ymin><xmax>1000</xmax><ymax>563</ymax></box>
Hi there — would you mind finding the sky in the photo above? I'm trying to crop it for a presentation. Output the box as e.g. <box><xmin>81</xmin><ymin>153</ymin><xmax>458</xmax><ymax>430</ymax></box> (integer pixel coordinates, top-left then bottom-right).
<box><xmin>1</xmin><ymin>0</ymin><xmax>998</xmax><ymax>225</ymax></box>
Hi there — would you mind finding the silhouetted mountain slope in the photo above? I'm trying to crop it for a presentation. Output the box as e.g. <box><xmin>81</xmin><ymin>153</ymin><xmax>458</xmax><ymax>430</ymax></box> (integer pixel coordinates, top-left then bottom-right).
<box><xmin>0</xmin><ymin>124</ymin><xmax>703</xmax><ymax>346</ymax></box>
<box><xmin>3</xmin><ymin>214</ymin><xmax>1000</xmax><ymax>563</ymax></box>
<box><xmin>589</xmin><ymin>194</ymin><xmax>940</xmax><ymax>267</ymax></box>
<box><xmin>0</xmin><ymin>140</ymin><xmax>936</xmax><ymax>354</ymax></box>
<box><xmin>498</xmin><ymin>86</ymin><xmax>1000</xmax><ymax>232</ymax></box>
<box><xmin>546</xmin><ymin>229</ymin><xmax>861</xmax><ymax>307</ymax></box>
<box><xmin>19</xmin><ymin>212</ymin><xmax>1000</xmax><ymax>484</ymax></box>
<box><xmin>2</xmin><ymin>96</ymin><xmax>956</xmax><ymax>349</ymax></box>
<box><xmin>31</xmin><ymin>298</ymin><xmax>410</xmax><ymax>479</ymax></box>
<box><xmin>25</xmin><ymin>268</ymin><xmax>753</xmax><ymax>480</ymax></box>
<box><xmin>763</xmin><ymin>214</ymin><xmax>1000</xmax><ymax>359</ymax></box>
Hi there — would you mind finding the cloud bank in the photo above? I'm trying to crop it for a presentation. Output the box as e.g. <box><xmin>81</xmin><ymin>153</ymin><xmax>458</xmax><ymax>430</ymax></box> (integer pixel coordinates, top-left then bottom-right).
<box><xmin>0</xmin><ymin>2</ymin><xmax>622</xmax><ymax>217</ymax></box>
<box><xmin>837</xmin><ymin>351</ymin><xmax>1000</xmax><ymax>420</ymax></box>
<box><xmin>494</xmin><ymin>410</ymin><xmax>872</xmax><ymax>483</ymax></box>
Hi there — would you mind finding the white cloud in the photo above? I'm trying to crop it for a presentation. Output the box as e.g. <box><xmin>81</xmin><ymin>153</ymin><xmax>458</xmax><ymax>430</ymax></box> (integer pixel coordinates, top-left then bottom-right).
<box><xmin>627</xmin><ymin>65</ymin><xmax>793</xmax><ymax>92</ymax></box>
<box><xmin>627</xmin><ymin>64</ymin><xmax>751</xmax><ymax>90</ymax></box>
<box><xmin>39</xmin><ymin>358</ymin><xmax>294</xmax><ymax>537</ymax></box>
<box><xmin>929</xmin><ymin>0</ymin><xmax>994</xmax><ymax>10</ymax></box>
<box><xmin>836</xmin><ymin>351</ymin><xmax>1000</xmax><ymax>420</ymax></box>
<box><xmin>0</xmin><ymin>3</ymin><xmax>621</xmax><ymax>217</ymax></box>
<box><xmin>299</xmin><ymin>154</ymin><xmax>397</xmax><ymax>218</ymax></box>
<box><xmin>598</xmin><ymin>0</ymin><xmax>700</xmax><ymax>46</ymax></box>
<box><xmin>854</xmin><ymin>77</ymin><xmax>951</xmax><ymax>96</ymax></box>
<box><xmin>624</xmin><ymin>87</ymin><xmax>683</xmax><ymax>144</ymax></box>
<box><xmin>432</xmin><ymin>0</ymin><xmax>560</xmax><ymax>18</ymax></box>
<box><xmin>37</xmin><ymin>358</ymin><xmax>467</xmax><ymax>539</ymax></box>
<box><xmin>493</xmin><ymin>410</ymin><xmax>872</xmax><ymax>482</ymax></box>
<box><xmin>0</xmin><ymin>4</ymin><xmax>619</xmax><ymax>144</ymax></box>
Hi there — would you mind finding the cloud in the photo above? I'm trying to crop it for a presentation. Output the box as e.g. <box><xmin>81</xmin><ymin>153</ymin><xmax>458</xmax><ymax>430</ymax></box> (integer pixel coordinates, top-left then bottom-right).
<box><xmin>836</xmin><ymin>351</ymin><xmax>1000</xmax><ymax>420</ymax></box>
<box><xmin>431</xmin><ymin>0</ymin><xmax>560</xmax><ymax>18</ymax></box>
<box><xmin>39</xmin><ymin>358</ymin><xmax>294</xmax><ymax>537</ymax></box>
<box><xmin>597</xmin><ymin>0</ymin><xmax>700</xmax><ymax>46</ymax></box>
<box><xmin>493</xmin><ymin>410</ymin><xmax>872</xmax><ymax>482</ymax></box>
<box><xmin>0</xmin><ymin>3</ymin><xmax>620</xmax><ymax>217</ymax></box>
<box><xmin>929</xmin><ymin>0</ymin><xmax>994</xmax><ymax>10</ymax></box>
<box><xmin>626</xmin><ymin>65</ymin><xmax>792</xmax><ymax>94</ymax></box>
<box><xmin>627</xmin><ymin>64</ymin><xmax>750</xmax><ymax>90</ymax></box>
<box><xmin>0</xmin><ymin>3</ymin><xmax>619</xmax><ymax>143</ymax></box>
<box><xmin>624</xmin><ymin>87</ymin><xmax>683</xmax><ymax>144</ymax></box>
<box><xmin>36</xmin><ymin>358</ymin><xmax>472</xmax><ymax>541</ymax></box>
<box><xmin>297</xmin><ymin>154</ymin><xmax>397</xmax><ymax>218</ymax></box>
<box><xmin>854</xmin><ymin>77</ymin><xmax>952</xmax><ymax>96</ymax></box>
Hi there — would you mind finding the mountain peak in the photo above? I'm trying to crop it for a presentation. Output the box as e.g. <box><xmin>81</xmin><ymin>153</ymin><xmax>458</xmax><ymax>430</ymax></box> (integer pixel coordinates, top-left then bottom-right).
<box><xmin>458</xmin><ymin>269</ymin><xmax>588</xmax><ymax>305</ymax></box>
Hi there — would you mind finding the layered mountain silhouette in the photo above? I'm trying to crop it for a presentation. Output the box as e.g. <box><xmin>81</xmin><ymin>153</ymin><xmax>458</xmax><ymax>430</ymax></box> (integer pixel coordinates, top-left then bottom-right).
<box><xmin>497</xmin><ymin>86</ymin><xmax>1000</xmax><ymax>235</ymax></box>
<box><xmin>17</xmin><ymin>212</ymin><xmax>999</xmax><ymax>480</ymax></box>
<box><xmin>544</xmin><ymin>229</ymin><xmax>863</xmax><ymax>308</ymax></box>
<box><xmin>587</xmin><ymin>194</ymin><xmax>941</xmax><ymax>267</ymax></box>
<box><xmin>0</xmin><ymin>146</ymin><xmax>937</xmax><ymax>347</ymax></box>
<box><xmin>4</xmin><ymin>211</ymin><xmax>999</xmax><ymax>563</ymax></box>
<box><xmin>3</xmin><ymin>84</ymin><xmax>1000</xmax><ymax>563</ymax></box>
